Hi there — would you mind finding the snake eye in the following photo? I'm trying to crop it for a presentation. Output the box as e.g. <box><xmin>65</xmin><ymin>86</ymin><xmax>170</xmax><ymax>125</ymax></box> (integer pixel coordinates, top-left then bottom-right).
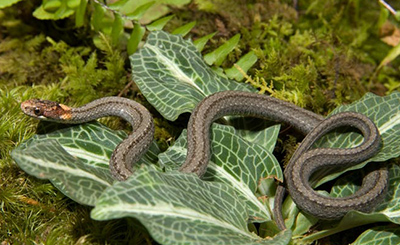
<box><xmin>33</xmin><ymin>107</ymin><xmax>41</xmax><ymax>116</ymax></box>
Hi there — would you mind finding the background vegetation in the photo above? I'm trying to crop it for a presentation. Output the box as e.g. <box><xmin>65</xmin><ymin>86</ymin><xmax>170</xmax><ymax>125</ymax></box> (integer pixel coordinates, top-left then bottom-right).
<box><xmin>1</xmin><ymin>0</ymin><xmax>400</xmax><ymax>244</ymax></box>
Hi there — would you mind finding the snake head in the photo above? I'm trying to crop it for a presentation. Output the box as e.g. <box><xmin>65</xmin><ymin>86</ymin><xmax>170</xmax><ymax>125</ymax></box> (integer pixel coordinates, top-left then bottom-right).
<box><xmin>20</xmin><ymin>99</ymin><xmax>72</xmax><ymax>121</ymax></box>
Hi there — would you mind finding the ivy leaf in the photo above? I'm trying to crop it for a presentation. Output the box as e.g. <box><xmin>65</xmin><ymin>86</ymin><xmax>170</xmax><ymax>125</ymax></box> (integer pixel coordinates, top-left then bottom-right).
<box><xmin>91</xmin><ymin>165</ymin><xmax>292</xmax><ymax>245</ymax></box>
<box><xmin>11</xmin><ymin>122</ymin><xmax>160</xmax><ymax>206</ymax></box>
<box><xmin>130</xmin><ymin>31</ymin><xmax>255</xmax><ymax>121</ymax></box>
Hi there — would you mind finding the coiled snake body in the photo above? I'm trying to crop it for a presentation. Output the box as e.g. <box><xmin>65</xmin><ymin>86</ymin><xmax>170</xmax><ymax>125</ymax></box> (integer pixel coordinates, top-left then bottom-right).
<box><xmin>21</xmin><ymin>91</ymin><xmax>388</xmax><ymax>230</ymax></box>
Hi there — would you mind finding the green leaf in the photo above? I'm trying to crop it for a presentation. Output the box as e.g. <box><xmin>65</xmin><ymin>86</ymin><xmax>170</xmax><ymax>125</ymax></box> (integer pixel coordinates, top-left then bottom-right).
<box><xmin>158</xmin><ymin>124</ymin><xmax>282</xmax><ymax>222</ymax></box>
<box><xmin>171</xmin><ymin>21</ymin><xmax>197</xmax><ymax>36</ymax></box>
<box><xmin>160</xmin><ymin>0</ymin><xmax>191</xmax><ymax>4</ymax></box>
<box><xmin>374</xmin><ymin>164</ymin><xmax>400</xmax><ymax>223</ymax></box>
<box><xmin>204</xmin><ymin>34</ymin><xmax>241</xmax><ymax>66</ymax></box>
<box><xmin>33</xmin><ymin>0</ymin><xmax>79</xmax><ymax>20</ymax></box>
<box><xmin>124</xmin><ymin>1</ymin><xmax>155</xmax><ymax>20</ymax></box>
<box><xmin>110</xmin><ymin>14</ymin><xmax>124</xmax><ymax>46</ymax></box>
<box><xmin>130</xmin><ymin>31</ymin><xmax>255</xmax><ymax>121</ymax></box>
<box><xmin>0</xmin><ymin>0</ymin><xmax>23</xmax><ymax>9</ymax></box>
<box><xmin>118</xmin><ymin>0</ymin><xmax>177</xmax><ymax>24</ymax></box>
<box><xmin>225</xmin><ymin>51</ymin><xmax>258</xmax><ymax>81</ymax></box>
<box><xmin>291</xmin><ymin>212</ymin><xmax>316</xmax><ymax>236</ymax></box>
<box><xmin>33</xmin><ymin>3</ymin><xmax>75</xmax><ymax>20</ymax></box>
<box><xmin>328</xmin><ymin>164</ymin><xmax>400</xmax><ymax>224</ymax></box>
<box><xmin>193</xmin><ymin>31</ymin><xmax>217</xmax><ymax>52</ymax></box>
<box><xmin>13</xmin><ymin>140</ymin><xmax>113</xmax><ymax>206</ymax></box>
<box><xmin>108</xmin><ymin>0</ymin><xmax>130</xmax><ymax>9</ymax></box>
<box><xmin>395</xmin><ymin>12</ymin><xmax>400</xmax><ymax>22</ymax></box>
<box><xmin>11</xmin><ymin>122</ymin><xmax>160</xmax><ymax>206</ymax></box>
<box><xmin>67</xmin><ymin>0</ymin><xmax>80</xmax><ymax>9</ymax></box>
<box><xmin>301</xmin><ymin>165</ymin><xmax>400</xmax><ymax>244</ymax></box>
<box><xmin>280</xmin><ymin>195</ymin><xmax>302</xmax><ymax>231</ymax></box>
<box><xmin>43</xmin><ymin>0</ymin><xmax>61</xmax><ymax>12</ymax></box>
<box><xmin>311</xmin><ymin>92</ymin><xmax>400</xmax><ymax>187</ymax></box>
<box><xmin>127</xmin><ymin>22</ymin><xmax>145</xmax><ymax>55</ymax></box>
<box><xmin>91</xmin><ymin>2</ymin><xmax>106</xmax><ymax>32</ymax></box>
<box><xmin>146</xmin><ymin>14</ymin><xmax>175</xmax><ymax>31</ymax></box>
<box><xmin>352</xmin><ymin>226</ymin><xmax>400</xmax><ymax>245</ymax></box>
<box><xmin>378</xmin><ymin>42</ymin><xmax>400</xmax><ymax>70</ymax></box>
<box><xmin>227</xmin><ymin>118</ymin><xmax>280</xmax><ymax>151</ymax></box>
<box><xmin>301</xmin><ymin>181</ymin><xmax>400</xmax><ymax>245</ymax></box>
<box><xmin>302</xmin><ymin>212</ymin><xmax>389</xmax><ymax>243</ymax></box>
<box><xmin>377</xmin><ymin>4</ymin><xmax>390</xmax><ymax>29</ymax></box>
<box><xmin>91</xmin><ymin>165</ymin><xmax>292</xmax><ymax>245</ymax></box>
<box><xmin>74</xmin><ymin>0</ymin><xmax>87</xmax><ymax>27</ymax></box>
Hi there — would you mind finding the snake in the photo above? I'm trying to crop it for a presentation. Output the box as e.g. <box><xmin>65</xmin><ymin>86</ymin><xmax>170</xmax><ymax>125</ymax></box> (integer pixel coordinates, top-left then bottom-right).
<box><xmin>20</xmin><ymin>90</ymin><xmax>388</xmax><ymax>230</ymax></box>
<box><xmin>20</xmin><ymin>97</ymin><xmax>154</xmax><ymax>181</ymax></box>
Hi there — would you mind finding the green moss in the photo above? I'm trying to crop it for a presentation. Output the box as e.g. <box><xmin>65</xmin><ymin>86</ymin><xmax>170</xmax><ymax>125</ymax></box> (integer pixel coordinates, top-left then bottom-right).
<box><xmin>0</xmin><ymin>35</ymin><xmax>61</xmax><ymax>86</ymax></box>
<box><xmin>0</xmin><ymin>86</ymin><xmax>71</xmax><ymax>244</ymax></box>
<box><xmin>184</xmin><ymin>0</ymin><xmax>399</xmax><ymax>114</ymax></box>
<box><xmin>0</xmin><ymin>35</ymin><xmax>128</xmax><ymax>103</ymax></box>
<box><xmin>57</xmin><ymin>35</ymin><xmax>127</xmax><ymax>104</ymax></box>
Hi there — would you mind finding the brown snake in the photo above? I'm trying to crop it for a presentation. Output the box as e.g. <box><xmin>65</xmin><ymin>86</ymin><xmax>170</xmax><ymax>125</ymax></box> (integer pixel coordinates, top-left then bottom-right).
<box><xmin>21</xmin><ymin>90</ymin><xmax>388</xmax><ymax>230</ymax></box>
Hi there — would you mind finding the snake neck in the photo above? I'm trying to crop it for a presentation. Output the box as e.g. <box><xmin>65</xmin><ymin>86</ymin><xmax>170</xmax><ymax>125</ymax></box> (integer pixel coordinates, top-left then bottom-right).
<box><xmin>70</xmin><ymin>97</ymin><xmax>151</xmax><ymax>131</ymax></box>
